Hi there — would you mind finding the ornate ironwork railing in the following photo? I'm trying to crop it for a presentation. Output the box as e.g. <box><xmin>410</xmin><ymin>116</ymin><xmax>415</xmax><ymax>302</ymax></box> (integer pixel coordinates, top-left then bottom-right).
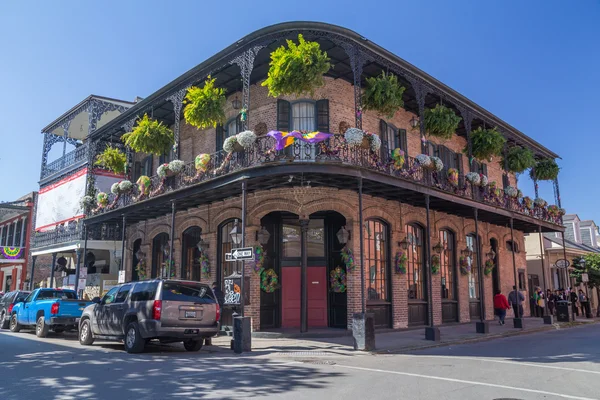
<box><xmin>89</xmin><ymin>135</ymin><xmax>562</xmax><ymax>226</ymax></box>
<box><xmin>32</xmin><ymin>220</ymin><xmax>122</xmax><ymax>249</ymax></box>
<box><xmin>42</xmin><ymin>142</ymin><xmax>89</xmax><ymax>180</ymax></box>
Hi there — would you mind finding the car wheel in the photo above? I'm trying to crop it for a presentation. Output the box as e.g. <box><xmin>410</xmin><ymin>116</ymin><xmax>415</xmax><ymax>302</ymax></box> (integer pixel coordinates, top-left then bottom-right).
<box><xmin>79</xmin><ymin>319</ymin><xmax>94</xmax><ymax>346</ymax></box>
<box><xmin>183</xmin><ymin>339</ymin><xmax>203</xmax><ymax>352</ymax></box>
<box><xmin>36</xmin><ymin>316</ymin><xmax>49</xmax><ymax>338</ymax></box>
<box><xmin>124</xmin><ymin>322</ymin><xmax>145</xmax><ymax>353</ymax></box>
<box><xmin>9</xmin><ymin>314</ymin><xmax>21</xmax><ymax>332</ymax></box>
<box><xmin>0</xmin><ymin>311</ymin><xmax>8</xmax><ymax>329</ymax></box>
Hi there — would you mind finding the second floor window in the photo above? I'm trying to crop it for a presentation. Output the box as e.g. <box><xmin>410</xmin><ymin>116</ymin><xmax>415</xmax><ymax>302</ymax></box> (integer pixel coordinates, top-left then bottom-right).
<box><xmin>292</xmin><ymin>101</ymin><xmax>316</xmax><ymax>131</ymax></box>
<box><xmin>277</xmin><ymin>99</ymin><xmax>329</xmax><ymax>133</ymax></box>
<box><xmin>379</xmin><ymin>120</ymin><xmax>407</xmax><ymax>156</ymax></box>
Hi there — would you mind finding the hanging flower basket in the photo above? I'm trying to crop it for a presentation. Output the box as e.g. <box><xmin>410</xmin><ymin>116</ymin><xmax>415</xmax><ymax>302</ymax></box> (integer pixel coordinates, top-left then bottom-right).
<box><xmin>505</xmin><ymin>186</ymin><xmax>518</xmax><ymax>198</ymax></box>
<box><xmin>459</xmin><ymin>256</ymin><xmax>471</xmax><ymax>275</ymax></box>
<box><xmin>466</xmin><ymin>172</ymin><xmax>481</xmax><ymax>186</ymax></box>
<box><xmin>344</xmin><ymin>127</ymin><xmax>364</xmax><ymax>147</ymax></box>
<box><xmin>330</xmin><ymin>267</ymin><xmax>347</xmax><ymax>293</ymax></box>
<box><xmin>122</xmin><ymin>114</ymin><xmax>174</xmax><ymax>156</ymax></box>
<box><xmin>136</xmin><ymin>175</ymin><xmax>151</xmax><ymax>197</ymax></box>
<box><xmin>223</xmin><ymin>136</ymin><xmax>244</xmax><ymax>153</ymax></box>
<box><xmin>367</xmin><ymin>133</ymin><xmax>382</xmax><ymax>152</ymax></box>
<box><xmin>424</xmin><ymin>104</ymin><xmax>462</xmax><ymax>139</ymax></box>
<box><xmin>119</xmin><ymin>180</ymin><xmax>133</xmax><ymax>193</ymax></box>
<box><xmin>534</xmin><ymin>198</ymin><xmax>548</xmax><ymax>208</ymax></box>
<box><xmin>236</xmin><ymin>130</ymin><xmax>257</xmax><ymax>149</ymax></box>
<box><xmin>503</xmin><ymin>146</ymin><xmax>536</xmax><ymax>174</ymax></box>
<box><xmin>484</xmin><ymin>260</ymin><xmax>495</xmax><ymax>275</ymax></box>
<box><xmin>341</xmin><ymin>247</ymin><xmax>355</xmax><ymax>271</ymax></box>
<box><xmin>194</xmin><ymin>153</ymin><xmax>211</xmax><ymax>172</ymax></box>
<box><xmin>394</xmin><ymin>251</ymin><xmax>407</xmax><ymax>274</ymax></box>
<box><xmin>261</xmin><ymin>34</ymin><xmax>331</xmax><ymax>98</ymax></box>
<box><xmin>530</xmin><ymin>158</ymin><xmax>560</xmax><ymax>181</ymax></box>
<box><xmin>479</xmin><ymin>174</ymin><xmax>489</xmax><ymax>187</ymax></box>
<box><xmin>80</xmin><ymin>195</ymin><xmax>96</xmax><ymax>210</ymax></box>
<box><xmin>157</xmin><ymin>163</ymin><xmax>170</xmax><ymax>178</ymax></box>
<box><xmin>362</xmin><ymin>71</ymin><xmax>406</xmax><ymax>118</ymax></box>
<box><xmin>430</xmin><ymin>156</ymin><xmax>444</xmax><ymax>172</ymax></box>
<box><xmin>168</xmin><ymin>160</ymin><xmax>185</xmax><ymax>175</ymax></box>
<box><xmin>96</xmin><ymin>192</ymin><xmax>109</xmax><ymax>208</ymax></box>
<box><xmin>547</xmin><ymin>205</ymin><xmax>560</xmax><ymax>218</ymax></box>
<box><xmin>431</xmin><ymin>254</ymin><xmax>441</xmax><ymax>274</ymax></box>
<box><xmin>416</xmin><ymin>154</ymin><xmax>433</xmax><ymax>170</ymax></box>
<box><xmin>95</xmin><ymin>146</ymin><xmax>127</xmax><ymax>175</ymax></box>
<box><xmin>260</xmin><ymin>269</ymin><xmax>279</xmax><ymax>293</ymax></box>
<box><xmin>111</xmin><ymin>182</ymin><xmax>122</xmax><ymax>195</ymax></box>
<box><xmin>522</xmin><ymin>196</ymin><xmax>534</xmax><ymax>210</ymax></box>
<box><xmin>391</xmin><ymin>148</ymin><xmax>405</xmax><ymax>170</ymax></box>
<box><xmin>447</xmin><ymin>168</ymin><xmax>459</xmax><ymax>186</ymax></box>
<box><xmin>183</xmin><ymin>76</ymin><xmax>226</xmax><ymax>129</ymax></box>
<box><xmin>467</xmin><ymin>127</ymin><xmax>506</xmax><ymax>161</ymax></box>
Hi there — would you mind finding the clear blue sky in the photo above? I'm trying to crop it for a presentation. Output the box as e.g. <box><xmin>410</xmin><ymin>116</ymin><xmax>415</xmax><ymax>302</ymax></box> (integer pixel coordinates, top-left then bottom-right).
<box><xmin>1</xmin><ymin>1</ymin><xmax>598</xmax><ymax>220</ymax></box>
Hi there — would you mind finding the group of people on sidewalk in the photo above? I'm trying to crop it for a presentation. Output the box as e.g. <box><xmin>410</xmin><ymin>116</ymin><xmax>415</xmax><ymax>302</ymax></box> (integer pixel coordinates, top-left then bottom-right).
<box><xmin>493</xmin><ymin>286</ymin><xmax>592</xmax><ymax>324</ymax></box>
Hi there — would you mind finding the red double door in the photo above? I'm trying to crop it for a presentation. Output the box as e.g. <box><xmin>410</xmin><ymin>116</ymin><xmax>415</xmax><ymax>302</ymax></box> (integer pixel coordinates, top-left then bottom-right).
<box><xmin>281</xmin><ymin>266</ymin><xmax>328</xmax><ymax>328</ymax></box>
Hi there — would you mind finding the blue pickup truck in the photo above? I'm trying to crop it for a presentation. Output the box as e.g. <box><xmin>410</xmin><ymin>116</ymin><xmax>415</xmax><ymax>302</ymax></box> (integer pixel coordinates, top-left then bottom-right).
<box><xmin>9</xmin><ymin>288</ymin><xmax>92</xmax><ymax>338</ymax></box>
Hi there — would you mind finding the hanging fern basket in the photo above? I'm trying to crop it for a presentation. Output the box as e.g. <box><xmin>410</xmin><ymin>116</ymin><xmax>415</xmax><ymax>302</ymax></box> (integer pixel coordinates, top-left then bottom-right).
<box><xmin>121</xmin><ymin>114</ymin><xmax>174</xmax><ymax>156</ymax></box>
<box><xmin>94</xmin><ymin>146</ymin><xmax>127</xmax><ymax>174</ymax></box>
<box><xmin>362</xmin><ymin>71</ymin><xmax>406</xmax><ymax>118</ymax></box>
<box><xmin>530</xmin><ymin>158</ymin><xmax>559</xmax><ymax>181</ymax></box>
<box><xmin>424</xmin><ymin>104</ymin><xmax>461</xmax><ymax>139</ymax></box>
<box><xmin>261</xmin><ymin>34</ymin><xmax>331</xmax><ymax>98</ymax></box>
<box><xmin>502</xmin><ymin>146</ymin><xmax>536</xmax><ymax>174</ymax></box>
<box><xmin>183</xmin><ymin>76</ymin><xmax>227</xmax><ymax>129</ymax></box>
<box><xmin>467</xmin><ymin>126</ymin><xmax>506</xmax><ymax>161</ymax></box>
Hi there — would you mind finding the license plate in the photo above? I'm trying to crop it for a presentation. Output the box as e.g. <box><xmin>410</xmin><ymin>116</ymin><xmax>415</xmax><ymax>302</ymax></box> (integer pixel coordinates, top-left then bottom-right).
<box><xmin>185</xmin><ymin>311</ymin><xmax>196</xmax><ymax>318</ymax></box>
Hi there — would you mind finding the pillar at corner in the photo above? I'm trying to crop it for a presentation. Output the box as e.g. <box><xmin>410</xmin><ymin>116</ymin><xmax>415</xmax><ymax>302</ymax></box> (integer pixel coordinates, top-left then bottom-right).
<box><xmin>352</xmin><ymin>312</ymin><xmax>375</xmax><ymax>351</ymax></box>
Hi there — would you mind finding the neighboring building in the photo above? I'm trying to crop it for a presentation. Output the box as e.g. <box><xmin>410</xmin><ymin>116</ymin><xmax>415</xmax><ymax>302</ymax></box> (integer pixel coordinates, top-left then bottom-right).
<box><xmin>75</xmin><ymin>22</ymin><xmax>563</xmax><ymax>331</ymax></box>
<box><xmin>0</xmin><ymin>193</ymin><xmax>35</xmax><ymax>292</ymax></box>
<box><xmin>30</xmin><ymin>95</ymin><xmax>134</xmax><ymax>297</ymax></box>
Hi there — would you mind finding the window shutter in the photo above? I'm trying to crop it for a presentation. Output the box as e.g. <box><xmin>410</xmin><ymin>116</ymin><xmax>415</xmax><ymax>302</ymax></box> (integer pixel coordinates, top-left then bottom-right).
<box><xmin>379</xmin><ymin>119</ymin><xmax>388</xmax><ymax>137</ymax></box>
<box><xmin>236</xmin><ymin>113</ymin><xmax>243</xmax><ymax>134</ymax></box>
<box><xmin>472</xmin><ymin>160</ymin><xmax>480</xmax><ymax>174</ymax></box>
<box><xmin>456</xmin><ymin>153</ymin><xmax>463</xmax><ymax>174</ymax></box>
<box><xmin>277</xmin><ymin>99</ymin><xmax>291</xmax><ymax>131</ymax></box>
<box><xmin>482</xmin><ymin>163</ymin><xmax>488</xmax><ymax>176</ymax></box>
<box><xmin>316</xmin><ymin>99</ymin><xmax>329</xmax><ymax>132</ymax></box>
<box><xmin>143</xmin><ymin>156</ymin><xmax>152</xmax><ymax>176</ymax></box>
<box><xmin>503</xmin><ymin>174</ymin><xmax>510</xmax><ymax>189</ymax></box>
<box><xmin>398</xmin><ymin>129</ymin><xmax>408</xmax><ymax>155</ymax></box>
<box><xmin>216</xmin><ymin>124</ymin><xmax>224</xmax><ymax>151</ymax></box>
<box><xmin>133</xmin><ymin>162</ymin><xmax>141</xmax><ymax>181</ymax></box>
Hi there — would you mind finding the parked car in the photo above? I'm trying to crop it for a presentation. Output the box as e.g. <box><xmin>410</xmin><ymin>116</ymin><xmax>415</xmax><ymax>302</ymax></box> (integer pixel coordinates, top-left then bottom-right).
<box><xmin>10</xmin><ymin>288</ymin><xmax>93</xmax><ymax>337</ymax></box>
<box><xmin>0</xmin><ymin>290</ymin><xmax>30</xmax><ymax>329</ymax></box>
<box><xmin>79</xmin><ymin>279</ymin><xmax>220</xmax><ymax>353</ymax></box>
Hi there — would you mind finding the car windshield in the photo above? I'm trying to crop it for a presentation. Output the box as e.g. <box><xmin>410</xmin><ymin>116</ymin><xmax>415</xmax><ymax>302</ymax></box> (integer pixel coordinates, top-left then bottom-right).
<box><xmin>37</xmin><ymin>290</ymin><xmax>77</xmax><ymax>300</ymax></box>
<box><xmin>161</xmin><ymin>282</ymin><xmax>215</xmax><ymax>304</ymax></box>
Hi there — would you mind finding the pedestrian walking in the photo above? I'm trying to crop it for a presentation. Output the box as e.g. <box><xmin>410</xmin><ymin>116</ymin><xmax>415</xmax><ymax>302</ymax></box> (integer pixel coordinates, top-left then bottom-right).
<box><xmin>547</xmin><ymin>289</ymin><xmax>556</xmax><ymax>316</ymax></box>
<box><xmin>212</xmin><ymin>282</ymin><xmax>225</xmax><ymax>307</ymax></box>
<box><xmin>508</xmin><ymin>285</ymin><xmax>525</xmax><ymax>318</ymax></box>
<box><xmin>493</xmin><ymin>290</ymin><xmax>510</xmax><ymax>325</ymax></box>
<box><xmin>535</xmin><ymin>287</ymin><xmax>545</xmax><ymax>317</ymax></box>
<box><xmin>578</xmin><ymin>289</ymin><xmax>588</xmax><ymax>316</ymax></box>
<box><xmin>570</xmin><ymin>289</ymin><xmax>579</xmax><ymax>317</ymax></box>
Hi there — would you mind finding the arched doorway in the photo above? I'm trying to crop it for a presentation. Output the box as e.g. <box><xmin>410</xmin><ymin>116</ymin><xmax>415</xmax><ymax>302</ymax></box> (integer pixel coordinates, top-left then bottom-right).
<box><xmin>407</xmin><ymin>223</ymin><xmax>427</xmax><ymax>326</ymax></box>
<box><xmin>466</xmin><ymin>233</ymin><xmax>481</xmax><ymax>319</ymax></box>
<box><xmin>131</xmin><ymin>239</ymin><xmax>142</xmax><ymax>281</ymax></box>
<box><xmin>364</xmin><ymin>219</ymin><xmax>391</xmax><ymax>329</ymax></box>
<box><xmin>181</xmin><ymin>227</ymin><xmax>202</xmax><ymax>281</ymax></box>
<box><xmin>439</xmin><ymin>229</ymin><xmax>458</xmax><ymax>323</ymax></box>
<box><xmin>151</xmin><ymin>233</ymin><xmax>169</xmax><ymax>278</ymax></box>
<box><xmin>490</xmin><ymin>238</ymin><xmax>500</xmax><ymax>295</ymax></box>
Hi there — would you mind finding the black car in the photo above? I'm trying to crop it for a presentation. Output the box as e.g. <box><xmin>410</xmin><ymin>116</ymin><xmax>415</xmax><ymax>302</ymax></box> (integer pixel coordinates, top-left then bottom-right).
<box><xmin>0</xmin><ymin>290</ymin><xmax>30</xmax><ymax>329</ymax></box>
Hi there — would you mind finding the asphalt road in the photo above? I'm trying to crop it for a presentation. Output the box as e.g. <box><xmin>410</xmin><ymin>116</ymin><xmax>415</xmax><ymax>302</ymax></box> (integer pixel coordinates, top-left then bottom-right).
<box><xmin>1</xmin><ymin>324</ymin><xmax>599</xmax><ymax>400</ymax></box>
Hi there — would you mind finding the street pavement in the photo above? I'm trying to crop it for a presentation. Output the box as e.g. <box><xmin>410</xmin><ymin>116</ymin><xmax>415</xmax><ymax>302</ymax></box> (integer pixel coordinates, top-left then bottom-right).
<box><xmin>0</xmin><ymin>324</ymin><xmax>599</xmax><ymax>400</ymax></box>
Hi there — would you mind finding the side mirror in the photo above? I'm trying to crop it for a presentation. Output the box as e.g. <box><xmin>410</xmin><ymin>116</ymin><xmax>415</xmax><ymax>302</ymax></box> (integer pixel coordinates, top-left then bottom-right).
<box><xmin>91</xmin><ymin>297</ymin><xmax>101</xmax><ymax>304</ymax></box>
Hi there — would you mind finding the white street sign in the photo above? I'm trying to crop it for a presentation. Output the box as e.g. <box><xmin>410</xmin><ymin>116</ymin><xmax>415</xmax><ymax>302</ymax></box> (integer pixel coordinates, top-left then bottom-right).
<box><xmin>582</xmin><ymin>273</ymin><xmax>589</xmax><ymax>283</ymax></box>
<box><xmin>225</xmin><ymin>247</ymin><xmax>254</xmax><ymax>261</ymax></box>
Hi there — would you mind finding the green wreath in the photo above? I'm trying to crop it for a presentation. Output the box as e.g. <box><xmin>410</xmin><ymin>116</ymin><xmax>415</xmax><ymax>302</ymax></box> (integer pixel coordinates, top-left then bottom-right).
<box><xmin>330</xmin><ymin>266</ymin><xmax>347</xmax><ymax>293</ymax></box>
<box><xmin>261</xmin><ymin>268</ymin><xmax>279</xmax><ymax>293</ymax></box>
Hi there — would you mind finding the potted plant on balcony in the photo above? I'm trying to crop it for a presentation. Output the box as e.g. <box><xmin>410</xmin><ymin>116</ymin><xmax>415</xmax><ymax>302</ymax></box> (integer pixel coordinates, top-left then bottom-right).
<box><xmin>223</xmin><ymin>130</ymin><xmax>257</xmax><ymax>154</ymax></box>
<box><xmin>447</xmin><ymin>168</ymin><xmax>459</xmax><ymax>186</ymax></box>
<box><xmin>391</xmin><ymin>148</ymin><xmax>405</xmax><ymax>170</ymax></box>
<box><xmin>467</xmin><ymin>126</ymin><xmax>506</xmax><ymax>161</ymax></box>
<box><xmin>430</xmin><ymin>156</ymin><xmax>444</xmax><ymax>172</ymax></box>
<box><xmin>424</xmin><ymin>104</ymin><xmax>462</xmax><ymax>139</ymax></box>
<box><xmin>362</xmin><ymin>71</ymin><xmax>406</xmax><ymax>118</ymax></box>
<box><xmin>502</xmin><ymin>146</ymin><xmax>536</xmax><ymax>174</ymax></box>
<box><xmin>415</xmin><ymin>154</ymin><xmax>433</xmax><ymax>170</ymax></box>
<box><xmin>466</xmin><ymin>172</ymin><xmax>481</xmax><ymax>186</ymax></box>
<box><xmin>522</xmin><ymin>196</ymin><xmax>534</xmax><ymax>210</ymax></box>
<box><xmin>505</xmin><ymin>186</ymin><xmax>518</xmax><ymax>199</ymax></box>
<box><xmin>534</xmin><ymin>198</ymin><xmax>548</xmax><ymax>208</ymax></box>
<box><xmin>183</xmin><ymin>76</ymin><xmax>226</xmax><ymax>129</ymax></box>
<box><xmin>95</xmin><ymin>146</ymin><xmax>127</xmax><ymax>174</ymax></box>
<box><xmin>136</xmin><ymin>175</ymin><xmax>151</xmax><ymax>200</ymax></box>
<box><xmin>344</xmin><ymin>128</ymin><xmax>381</xmax><ymax>152</ymax></box>
<box><xmin>122</xmin><ymin>114</ymin><xmax>174</xmax><ymax>156</ymax></box>
<box><xmin>262</xmin><ymin>34</ymin><xmax>331</xmax><ymax>97</ymax></box>
<box><xmin>530</xmin><ymin>158</ymin><xmax>560</xmax><ymax>181</ymax></box>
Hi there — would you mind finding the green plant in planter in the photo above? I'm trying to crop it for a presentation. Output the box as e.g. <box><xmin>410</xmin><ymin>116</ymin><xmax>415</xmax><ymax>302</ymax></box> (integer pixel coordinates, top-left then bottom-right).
<box><xmin>183</xmin><ymin>76</ymin><xmax>226</xmax><ymax>129</ymax></box>
<box><xmin>121</xmin><ymin>114</ymin><xmax>173</xmax><ymax>156</ymax></box>
<box><xmin>424</xmin><ymin>104</ymin><xmax>461</xmax><ymax>139</ymax></box>
<box><xmin>502</xmin><ymin>146</ymin><xmax>536</xmax><ymax>174</ymax></box>
<box><xmin>530</xmin><ymin>158</ymin><xmax>560</xmax><ymax>181</ymax></box>
<box><xmin>362</xmin><ymin>71</ymin><xmax>406</xmax><ymax>118</ymax></box>
<box><xmin>262</xmin><ymin>34</ymin><xmax>331</xmax><ymax>97</ymax></box>
<box><xmin>466</xmin><ymin>126</ymin><xmax>506</xmax><ymax>161</ymax></box>
<box><xmin>94</xmin><ymin>146</ymin><xmax>127</xmax><ymax>174</ymax></box>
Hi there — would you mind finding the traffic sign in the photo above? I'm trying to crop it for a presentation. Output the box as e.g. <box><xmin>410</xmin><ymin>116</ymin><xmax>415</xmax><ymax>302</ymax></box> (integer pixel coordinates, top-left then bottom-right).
<box><xmin>582</xmin><ymin>273</ymin><xmax>589</xmax><ymax>283</ymax></box>
<box><xmin>225</xmin><ymin>247</ymin><xmax>254</xmax><ymax>261</ymax></box>
<box><xmin>555</xmin><ymin>259</ymin><xmax>570</xmax><ymax>269</ymax></box>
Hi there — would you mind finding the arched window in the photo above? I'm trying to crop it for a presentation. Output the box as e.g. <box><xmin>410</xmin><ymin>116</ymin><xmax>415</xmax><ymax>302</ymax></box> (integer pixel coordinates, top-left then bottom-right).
<box><xmin>151</xmin><ymin>233</ymin><xmax>170</xmax><ymax>278</ymax></box>
<box><xmin>131</xmin><ymin>239</ymin><xmax>142</xmax><ymax>281</ymax></box>
<box><xmin>406</xmin><ymin>224</ymin><xmax>425</xmax><ymax>300</ymax></box>
<box><xmin>364</xmin><ymin>219</ymin><xmax>390</xmax><ymax>302</ymax></box>
<box><xmin>439</xmin><ymin>230</ymin><xmax>455</xmax><ymax>300</ymax></box>
<box><xmin>181</xmin><ymin>227</ymin><xmax>202</xmax><ymax>281</ymax></box>
<box><xmin>217</xmin><ymin>219</ymin><xmax>237</xmax><ymax>283</ymax></box>
<box><xmin>466</xmin><ymin>234</ymin><xmax>480</xmax><ymax>300</ymax></box>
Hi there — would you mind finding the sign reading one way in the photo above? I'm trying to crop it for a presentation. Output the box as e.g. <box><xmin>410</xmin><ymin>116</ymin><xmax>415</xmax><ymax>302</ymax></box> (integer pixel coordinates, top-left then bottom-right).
<box><xmin>225</xmin><ymin>247</ymin><xmax>254</xmax><ymax>262</ymax></box>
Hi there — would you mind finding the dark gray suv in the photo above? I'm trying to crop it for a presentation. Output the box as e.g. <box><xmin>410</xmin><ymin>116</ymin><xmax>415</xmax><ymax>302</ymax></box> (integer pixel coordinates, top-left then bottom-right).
<box><xmin>79</xmin><ymin>279</ymin><xmax>220</xmax><ymax>353</ymax></box>
<box><xmin>0</xmin><ymin>291</ymin><xmax>30</xmax><ymax>329</ymax></box>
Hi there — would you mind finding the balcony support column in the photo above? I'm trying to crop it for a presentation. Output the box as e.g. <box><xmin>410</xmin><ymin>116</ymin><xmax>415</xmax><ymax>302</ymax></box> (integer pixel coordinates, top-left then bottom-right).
<box><xmin>510</xmin><ymin>218</ymin><xmax>523</xmax><ymax>328</ymax></box>
<box><xmin>425</xmin><ymin>194</ymin><xmax>440</xmax><ymax>341</ymax></box>
<box><xmin>538</xmin><ymin>225</ymin><xmax>553</xmax><ymax>323</ymax></box>
<box><xmin>458</xmin><ymin>107</ymin><xmax>474</xmax><ymax>172</ymax></box>
<box><xmin>75</xmin><ymin>225</ymin><xmax>88</xmax><ymax>293</ymax></box>
<box><xmin>169</xmin><ymin>201</ymin><xmax>176</xmax><ymax>278</ymax></box>
<box><xmin>49</xmin><ymin>253</ymin><xmax>57</xmax><ymax>289</ymax></box>
<box><xmin>474</xmin><ymin>208</ymin><xmax>488</xmax><ymax>333</ymax></box>
<box><xmin>120</xmin><ymin>215</ymin><xmax>127</xmax><ymax>273</ymax></box>
<box><xmin>29</xmin><ymin>255</ymin><xmax>37</xmax><ymax>291</ymax></box>
<box><xmin>406</xmin><ymin>77</ymin><xmax>429</xmax><ymax>154</ymax></box>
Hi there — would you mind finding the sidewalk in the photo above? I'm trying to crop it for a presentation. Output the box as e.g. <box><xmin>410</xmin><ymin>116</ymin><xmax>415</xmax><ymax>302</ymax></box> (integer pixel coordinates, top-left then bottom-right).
<box><xmin>209</xmin><ymin>317</ymin><xmax>600</xmax><ymax>356</ymax></box>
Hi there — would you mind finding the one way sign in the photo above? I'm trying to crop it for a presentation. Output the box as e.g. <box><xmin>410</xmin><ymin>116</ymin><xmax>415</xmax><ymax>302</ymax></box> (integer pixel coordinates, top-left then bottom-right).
<box><xmin>225</xmin><ymin>247</ymin><xmax>254</xmax><ymax>261</ymax></box>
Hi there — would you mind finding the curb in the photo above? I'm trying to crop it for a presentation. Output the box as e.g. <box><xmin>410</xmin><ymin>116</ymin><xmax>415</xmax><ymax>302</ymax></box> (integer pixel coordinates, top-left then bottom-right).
<box><xmin>372</xmin><ymin>320</ymin><xmax>599</xmax><ymax>355</ymax></box>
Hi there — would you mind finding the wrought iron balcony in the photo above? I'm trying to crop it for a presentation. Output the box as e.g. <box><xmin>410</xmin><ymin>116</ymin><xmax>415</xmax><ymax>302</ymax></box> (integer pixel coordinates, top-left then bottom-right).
<box><xmin>32</xmin><ymin>220</ymin><xmax>122</xmax><ymax>249</ymax></box>
<box><xmin>88</xmin><ymin>135</ymin><xmax>562</xmax><ymax>227</ymax></box>
<box><xmin>41</xmin><ymin>142</ymin><xmax>88</xmax><ymax>180</ymax></box>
